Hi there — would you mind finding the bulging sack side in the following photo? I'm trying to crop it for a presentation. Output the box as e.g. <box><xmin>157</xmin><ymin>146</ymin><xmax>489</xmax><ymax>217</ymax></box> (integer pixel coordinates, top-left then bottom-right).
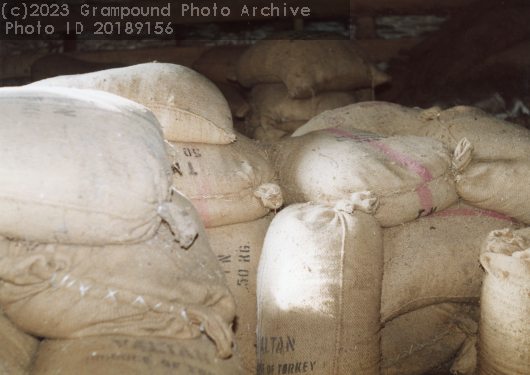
<box><xmin>0</xmin><ymin>86</ymin><xmax>193</xmax><ymax>246</ymax></box>
<box><xmin>270</xmin><ymin>127</ymin><xmax>458</xmax><ymax>227</ymax></box>
<box><xmin>381</xmin><ymin>303</ymin><xmax>478</xmax><ymax>375</ymax></box>
<box><xmin>168</xmin><ymin>134</ymin><xmax>282</xmax><ymax>228</ymax></box>
<box><xmin>0</xmin><ymin>192</ymin><xmax>236</xmax><ymax>359</ymax></box>
<box><xmin>0</xmin><ymin>306</ymin><xmax>40</xmax><ymax>375</ymax></box>
<box><xmin>382</xmin><ymin>202</ymin><xmax>523</xmax><ymax>322</ymax></box>
<box><xmin>257</xmin><ymin>192</ymin><xmax>383</xmax><ymax>375</ymax></box>
<box><xmin>29</xmin><ymin>62</ymin><xmax>236</xmax><ymax>144</ymax></box>
<box><xmin>236</xmin><ymin>31</ymin><xmax>390</xmax><ymax>99</ymax></box>
<box><xmin>478</xmin><ymin>228</ymin><xmax>530</xmax><ymax>375</ymax></box>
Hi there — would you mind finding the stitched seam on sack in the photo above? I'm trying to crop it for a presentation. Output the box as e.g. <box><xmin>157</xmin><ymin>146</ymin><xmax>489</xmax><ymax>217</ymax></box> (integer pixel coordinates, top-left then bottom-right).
<box><xmin>0</xmin><ymin>195</ymin><xmax>156</xmax><ymax>220</ymax></box>
<box><xmin>146</xmin><ymin>104</ymin><xmax>228</xmax><ymax>133</ymax></box>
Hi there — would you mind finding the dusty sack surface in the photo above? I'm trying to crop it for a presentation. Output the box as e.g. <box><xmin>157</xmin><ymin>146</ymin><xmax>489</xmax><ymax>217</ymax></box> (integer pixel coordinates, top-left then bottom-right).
<box><xmin>478</xmin><ymin>227</ymin><xmax>530</xmax><ymax>375</ymax></box>
<box><xmin>269</xmin><ymin>128</ymin><xmax>458</xmax><ymax>227</ymax></box>
<box><xmin>28</xmin><ymin>62</ymin><xmax>236</xmax><ymax>144</ymax></box>
<box><xmin>381</xmin><ymin>303</ymin><xmax>477</xmax><ymax>375</ymax></box>
<box><xmin>0</xmin><ymin>192</ymin><xmax>237</xmax><ymax>359</ymax></box>
<box><xmin>293</xmin><ymin>103</ymin><xmax>530</xmax><ymax>161</ymax></box>
<box><xmin>248</xmin><ymin>83</ymin><xmax>360</xmax><ymax>133</ymax></box>
<box><xmin>292</xmin><ymin>101</ymin><xmax>424</xmax><ymax>138</ymax></box>
<box><xmin>454</xmin><ymin>138</ymin><xmax>530</xmax><ymax>225</ymax></box>
<box><xmin>381</xmin><ymin>202</ymin><xmax>523</xmax><ymax>322</ymax></box>
<box><xmin>206</xmin><ymin>214</ymin><xmax>274</xmax><ymax>374</ymax></box>
<box><xmin>0</xmin><ymin>86</ymin><xmax>194</xmax><ymax>246</ymax></box>
<box><xmin>0</xmin><ymin>304</ymin><xmax>39</xmax><ymax>375</ymax></box>
<box><xmin>236</xmin><ymin>31</ymin><xmax>390</xmax><ymax>99</ymax></box>
<box><xmin>31</xmin><ymin>334</ymin><xmax>245</xmax><ymax>375</ymax></box>
<box><xmin>257</xmin><ymin>194</ymin><xmax>383</xmax><ymax>375</ymax></box>
<box><xmin>168</xmin><ymin>133</ymin><xmax>282</xmax><ymax>228</ymax></box>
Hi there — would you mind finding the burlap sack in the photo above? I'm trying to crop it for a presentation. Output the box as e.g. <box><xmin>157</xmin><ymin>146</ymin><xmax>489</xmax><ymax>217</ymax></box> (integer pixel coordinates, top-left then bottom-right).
<box><xmin>31</xmin><ymin>54</ymin><xmax>124</xmax><ymax>82</ymax></box>
<box><xmin>0</xmin><ymin>310</ymin><xmax>39</xmax><ymax>375</ymax></box>
<box><xmin>167</xmin><ymin>133</ymin><xmax>283</xmax><ymax>228</ymax></box>
<box><xmin>381</xmin><ymin>303</ymin><xmax>477</xmax><ymax>375</ymax></box>
<box><xmin>28</xmin><ymin>62</ymin><xmax>236</xmax><ymax>144</ymax></box>
<box><xmin>293</xmin><ymin>103</ymin><xmax>530</xmax><ymax>161</ymax></box>
<box><xmin>0</xmin><ymin>86</ymin><xmax>195</xmax><ymax>246</ymax></box>
<box><xmin>257</xmin><ymin>192</ymin><xmax>383</xmax><ymax>375</ymax></box>
<box><xmin>249</xmin><ymin>83</ymin><xmax>360</xmax><ymax>133</ymax></box>
<box><xmin>236</xmin><ymin>31</ymin><xmax>390</xmax><ymax>99</ymax></box>
<box><xmin>382</xmin><ymin>202</ymin><xmax>523</xmax><ymax>322</ymax></box>
<box><xmin>193</xmin><ymin>45</ymin><xmax>250</xmax><ymax>84</ymax></box>
<box><xmin>292</xmin><ymin>101</ymin><xmax>424</xmax><ymax>138</ymax></box>
<box><xmin>206</xmin><ymin>214</ymin><xmax>274</xmax><ymax>374</ymax></box>
<box><xmin>269</xmin><ymin>128</ymin><xmax>458</xmax><ymax>227</ymax></box>
<box><xmin>0</xmin><ymin>191</ymin><xmax>236</xmax><ymax>360</ymax></box>
<box><xmin>414</xmin><ymin>105</ymin><xmax>530</xmax><ymax>161</ymax></box>
<box><xmin>450</xmin><ymin>137</ymin><xmax>530</xmax><ymax>224</ymax></box>
<box><xmin>31</xmin><ymin>334</ymin><xmax>245</xmax><ymax>375</ymax></box>
<box><xmin>477</xmin><ymin>227</ymin><xmax>530</xmax><ymax>375</ymax></box>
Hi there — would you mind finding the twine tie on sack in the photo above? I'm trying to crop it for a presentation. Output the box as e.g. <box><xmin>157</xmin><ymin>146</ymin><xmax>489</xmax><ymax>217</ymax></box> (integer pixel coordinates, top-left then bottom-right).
<box><xmin>452</xmin><ymin>138</ymin><xmax>473</xmax><ymax>172</ymax></box>
<box><xmin>254</xmin><ymin>183</ymin><xmax>284</xmax><ymax>209</ymax></box>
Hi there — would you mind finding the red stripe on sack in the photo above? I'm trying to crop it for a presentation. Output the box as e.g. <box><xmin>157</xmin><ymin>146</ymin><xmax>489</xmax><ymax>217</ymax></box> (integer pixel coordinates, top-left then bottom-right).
<box><xmin>326</xmin><ymin>128</ymin><xmax>435</xmax><ymax>216</ymax></box>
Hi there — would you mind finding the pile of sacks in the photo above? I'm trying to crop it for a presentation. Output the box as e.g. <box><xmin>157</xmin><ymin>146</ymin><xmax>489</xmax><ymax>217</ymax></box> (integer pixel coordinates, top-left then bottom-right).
<box><xmin>17</xmin><ymin>61</ymin><xmax>285</xmax><ymax>374</ymax></box>
<box><xmin>192</xmin><ymin>31</ymin><xmax>390</xmax><ymax>143</ymax></box>
<box><xmin>0</xmin><ymin>64</ymin><xmax>270</xmax><ymax>374</ymax></box>
<box><xmin>5</xmin><ymin>51</ymin><xmax>529</xmax><ymax>375</ymax></box>
<box><xmin>256</xmin><ymin>100</ymin><xmax>530</xmax><ymax>374</ymax></box>
<box><xmin>237</xmin><ymin>31</ymin><xmax>390</xmax><ymax>143</ymax></box>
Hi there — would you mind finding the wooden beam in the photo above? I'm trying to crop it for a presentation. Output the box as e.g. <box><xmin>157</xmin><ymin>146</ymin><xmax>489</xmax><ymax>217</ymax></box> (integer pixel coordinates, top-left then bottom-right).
<box><xmin>0</xmin><ymin>37</ymin><xmax>423</xmax><ymax>82</ymax></box>
<box><xmin>350</xmin><ymin>0</ymin><xmax>480</xmax><ymax>16</ymax></box>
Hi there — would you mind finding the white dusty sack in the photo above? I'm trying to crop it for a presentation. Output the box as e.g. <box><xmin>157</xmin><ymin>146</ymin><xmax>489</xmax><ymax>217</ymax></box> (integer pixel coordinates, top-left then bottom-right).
<box><xmin>31</xmin><ymin>334</ymin><xmax>245</xmax><ymax>375</ymax></box>
<box><xmin>206</xmin><ymin>214</ymin><xmax>274</xmax><ymax>374</ymax></box>
<box><xmin>236</xmin><ymin>31</ymin><xmax>390</xmax><ymax>99</ymax></box>
<box><xmin>269</xmin><ymin>128</ymin><xmax>458</xmax><ymax>227</ymax></box>
<box><xmin>257</xmin><ymin>192</ymin><xmax>383</xmax><ymax>375</ymax></box>
<box><xmin>381</xmin><ymin>303</ymin><xmax>477</xmax><ymax>375</ymax></box>
<box><xmin>28</xmin><ymin>62</ymin><xmax>236</xmax><ymax>144</ymax></box>
<box><xmin>294</xmin><ymin>103</ymin><xmax>530</xmax><ymax>161</ymax></box>
<box><xmin>0</xmin><ymin>192</ymin><xmax>236</xmax><ymax>360</ymax></box>
<box><xmin>478</xmin><ymin>227</ymin><xmax>530</xmax><ymax>375</ymax></box>
<box><xmin>168</xmin><ymin>133</ymin><xmax>283</xmax><ymax>228</ymax></box>
<box><xmin>0</xmin><ymin>86</ymin><xmax>195</xmax><ymax>246</ymax></box>
<box><xmin>292</xmin><ymin>101</ymin><xmax>424</xmax><ymax>137</ymax></box>
<box><xmin>382</xmin><ymin>202</ymin><xmax>523</xmax><ymax>322</ymax></box>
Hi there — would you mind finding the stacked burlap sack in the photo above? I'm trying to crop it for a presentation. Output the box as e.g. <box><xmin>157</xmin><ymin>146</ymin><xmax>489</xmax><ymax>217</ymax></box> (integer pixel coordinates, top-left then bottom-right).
<box><xmin>234</xmin><ymin>31</ymin><xmax>390</xmax><ymax>142</ymax></box>
<box><xmin>29</xmin><ymin>62</ymin><xmax>285</xmax><ymax>374</ymax></box>
<box><xmin>259</xmin><ymin>102</ymin><xmax>530</xmax><ymax>374</ymax></box>
<box><xmin>0</xmin><ymin>85</ymin><xmax>246</xmax><ymax>374</ymax></box>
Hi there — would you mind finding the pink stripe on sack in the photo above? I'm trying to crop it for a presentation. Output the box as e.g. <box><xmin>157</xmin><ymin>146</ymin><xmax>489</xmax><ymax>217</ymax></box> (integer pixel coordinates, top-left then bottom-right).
<box><xmin>326</xmin><ymin>128</ymin><xmax>435</xmax><ymax>216</ymax></box>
